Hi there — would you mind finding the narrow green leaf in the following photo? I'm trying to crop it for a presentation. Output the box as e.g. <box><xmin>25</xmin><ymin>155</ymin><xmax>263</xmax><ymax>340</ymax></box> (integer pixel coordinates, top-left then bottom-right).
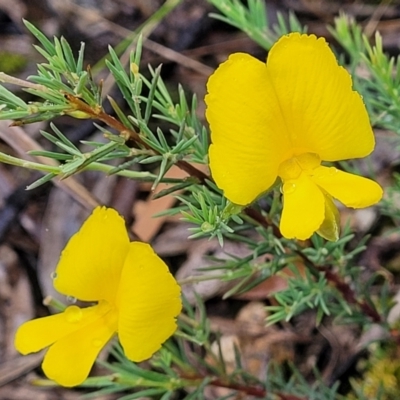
<box><xmin>107</xmin><ymin>96</ymin><xmax>135</xmax><ymax>130</ymax></box>
<box><xmin>50</xmin><ymin>123</ymin><xmax>80</xmax><ymax>151</ymax></box>
<box><xmin>144</xmin><ymin>65</ymin><xmax>162</xmax><ymax>124</ymax></box>
<box><xmin>26</xmin><ymin>173</ymin><xmax>57</xmax><ymax>189</ymax></box>
<box><xmin>0</xmin><ymin>86</ymin><xmax>27</xmax><ymax>109</ymax></box>
<box><xmin>152</xmin><ymin>180</ymin><xmax>194</xmax><ymax>199</ymax></box>
<box><xmin>76</xmin><ymin>42</ymin><xmax>85</xmax><ymax>73</ymax></box>
<box><xmin>61</xmin><ymin>36</ymin><xmax>77</xmax><ymax>71</ymax></box>
<box><xmin>23</xmin><ymin>20</ymin><xmax>55</xmax><ymax>55</ymax></box>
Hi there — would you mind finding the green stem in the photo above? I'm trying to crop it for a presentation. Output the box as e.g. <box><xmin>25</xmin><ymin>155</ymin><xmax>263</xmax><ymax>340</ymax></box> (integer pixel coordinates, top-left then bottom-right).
<box><xmin>0</xmin><ymin>152</ymin><xmax>59</xmax><ymax>173</ymax></box>
<box><xmin>88</xmin><ymin>162</ymin><xmax>182</xmax><ymax>183</ymax></box>
<box><xmin>0</xmin><ymin>151</ymin><xmax>184</xmax><ymax>183</ymax></box>
<box><xmin>177</xmin><ymin>273</ymin><xmax>226</xmax><ymax>286</ymax></box>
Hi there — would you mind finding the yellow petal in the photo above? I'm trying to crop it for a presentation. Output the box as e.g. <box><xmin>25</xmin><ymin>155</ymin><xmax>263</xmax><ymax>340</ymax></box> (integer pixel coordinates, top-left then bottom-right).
<box><xmin>267</xmin><ymin>33</ymin><xmax>374</xmax><ymax>161</ymax></box>
<box><xmin>311</xmin><ymin>166</ymin><xmax>383</xmax><ymax>208</ymax></box>
<box><xmin>317</xmin><ymin>193</ymin><xmax>340</xmax><ymax>241</ymax></box>
<box><xmin>42</xmin><ymin>308</ymin><xmax>117</xmax><ymax>387</ymax></box>
<box><xmin>117</xmin><ymin>242</ymin><xmax>181</xmax><ymax>362</ymax></box>
<box><xmin>206</xmin><ymin>53</ymin><xmax>291</xmax><ymax>205</ymax></box>
<box><xmin>15</xmin><ymin>304</ymin><xmax>110</xmax><ymax>355</ymax></box>
<box><xmin>280</xmin><ymin>173</ymin><xmax>325</xmax><ymax>240</ymax></box>
<box><xmin>54</xmin><ymin>207</ymin><xmax>130</xmax><ymax>302</ymax></box>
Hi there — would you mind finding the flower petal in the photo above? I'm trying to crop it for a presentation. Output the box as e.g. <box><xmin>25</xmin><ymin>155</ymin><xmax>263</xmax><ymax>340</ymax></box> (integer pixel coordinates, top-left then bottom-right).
<box><xmin>267</xmin><ymin>33</ymin><xmax>374</xmax><ymax>161</ymax></box>
<box><xmin>117</xmin><ymin>242</ymin><xmax>181</xmax><ymax>362</ymax></box>
<box><xmin>42</xmin><ymin>308</ymin><xmax>117</xmax><ymax>387</ymax></box>
<box><xmin>206</xmin><ymin>53</ymin><xmax>291</xmax><ymax>205</ymax></box>
<box><xmin>317</xmin><ymin>193</ymin><xmax>340</xmax><ymax>241</ymax></box>
<box><xmin>54</xmin><ymin>207</ymin><xmax>130</xmax><ymax>302</ymax></box>
<box><xmin>15</xmin><ymin>304</ymin><xmax>110</xmax><ymax>355</ymax></box>
<box><xmin>280</xmin><ymin>174</ymin><xmax>325</xmax><ymax>240</ymax></box>
<box><xmin>311</xmin><ymin>166</ymin><xmax>383</xmax><ymax>208</ymax></box>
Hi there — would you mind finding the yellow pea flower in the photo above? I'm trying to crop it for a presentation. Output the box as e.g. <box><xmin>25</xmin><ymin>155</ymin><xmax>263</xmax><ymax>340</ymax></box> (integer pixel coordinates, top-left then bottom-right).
<box><xmin>205</xmin><ymin>33</ymin><xmax>383</xmax><ymax>241</ymax></box>
<box><xmin>15</xmin><ymin>207</ymin><xmax>182</xmax><ymax>387</ymax></box>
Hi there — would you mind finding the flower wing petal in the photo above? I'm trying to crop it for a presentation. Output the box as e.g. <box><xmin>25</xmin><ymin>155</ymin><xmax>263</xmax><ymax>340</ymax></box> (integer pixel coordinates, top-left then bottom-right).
<box><xmin>311</xmin><ymin>166</ymin><xmax>383</xmax><ymax>208</ymax></box>
<box><xmin>54</xmin><ymin>207</ymin><xmax>130</xmax><ymax>302</ymax></box>
<box><xmin>206</xmin><ymin>53</ymin><xmax>291</xmax><ymax>205</ymax></box>
<box><xmin>117</xmin><ymin>242</ymin><xmax>181</xmax><ymax>362</ymax></box>
<box><xmin>15</xmin><ymin>304</ymin><xmax>109</xmax><ymax>355</ymax></box>
<box><xmin>280</xmin><ymin>174</ymin><xmax>325</xmax><ymax>240</ymax></box>
<box><xmin>42</xmin><ymin>310</ymin><xmax>117</xmax><ymax>387</ymax></box>
<box><xmin>267</xmin><ymin>33</ymin><xmax>374</xmax><ymax>161</ymax></box>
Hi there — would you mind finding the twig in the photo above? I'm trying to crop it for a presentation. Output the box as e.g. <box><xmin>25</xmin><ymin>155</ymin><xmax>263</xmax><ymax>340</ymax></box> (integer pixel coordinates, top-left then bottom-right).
<box><xmin>0</xmin><ymin>72</ymin><xmax>49</xmax><ymax>91</ymax></box>
<box><xmin>298</xmin><ymin>251</ymin><xmax>382</xmax><ymax>323</ymax></box>
<box><xmin>66</xmin><ymin>94</ymin><xmax>211</xmax><ymax>184</ymax></box>
<box><xmin>320</xmin><ymin>266</ymin><xmax>382</xmax><ymax>323</ymax></box>
<box><xmin>244</xmin><ymin>206</ymin><xmax>282</xmax><ymax>237</ymax></box>
<box><xmin>181</xmin><ymin>373</ymin><xmax>306</xmax><ymax>400</ymax></box>
<box><xmin>211</xmin><ymin>378</ymin><xmax>306</xmax><ymax>400</ymax></box>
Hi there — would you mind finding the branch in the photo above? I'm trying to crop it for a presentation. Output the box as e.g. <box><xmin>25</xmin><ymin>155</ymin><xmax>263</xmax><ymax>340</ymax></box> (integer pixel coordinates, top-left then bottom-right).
<box><xmin>319</xmin><ymin>266</ymin><xmax>382</xmax><ymax>323</ymax></box>
<box><xmin>298</xmin><ymin>252</ymin><xmax>382</xmax><ymax>324</ymax></box>
<box><xmin>181</xmin><ymin>374</ymin><xmax>307</xmax><ymax>400</ymax></box>
<box><xmin>244</xmin><ymin>206</ymin><xmax>282</xmax><ymax>237</ymax></box>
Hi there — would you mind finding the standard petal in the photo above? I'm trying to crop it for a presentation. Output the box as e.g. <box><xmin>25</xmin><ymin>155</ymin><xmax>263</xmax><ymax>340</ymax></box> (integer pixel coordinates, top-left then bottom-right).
<box><xmin>15</xmin><ymin>304</ymin><xmax>110</xmax><ymax>355</ymax></box>
<box><xmin>280</xmin><ymin>173</ymin><xmax>325</xmax><ymax>240</ymax></box>
<box><xmin>117</xmin><ymin>242</ymin><xmax>181</xmax><ymax>362</ymax></box>
<box><xmin>42</xmin><ymin>308</ymin><xmax>117</xmax><ymax>387</ymax></box>
<box><xmin>206</xmin><ymin>53</ymin><xmax>291</xmax><ymax>205</ymax></box>
<box><xmin>267</xmin><ymin>33</ymin><xmax>374</xmax><ymax>161</ymax></box>
<box><xmin>311</xmin><ymin>166</ymin><xmax>383</xmax><ymax>208</ymax></box>
<box><xmin>54</xmin><ymin>207</ymin><xmax>130</xmax><ymax>302</ymax></box>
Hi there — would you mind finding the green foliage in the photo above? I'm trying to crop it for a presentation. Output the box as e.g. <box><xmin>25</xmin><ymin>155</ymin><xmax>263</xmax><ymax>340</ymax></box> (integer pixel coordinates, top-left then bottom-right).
<box><xmin>68</xmin><ymin>297</ymin><xmax>345</xmax><ymax>400</ymax></box>
<box><xmin>331</xmin><ymin>13</ymin><xmax>400</xmax><ymax>134</ymax></box>
<box><xmin>207</xmin><ymin>0</ymin><xmax>306</xmax><ymax>50</ymax></box>
<box><xmin>381</xmin><ymin>173</ymin><xmax>400</xmax><ymax>226</ymax></box>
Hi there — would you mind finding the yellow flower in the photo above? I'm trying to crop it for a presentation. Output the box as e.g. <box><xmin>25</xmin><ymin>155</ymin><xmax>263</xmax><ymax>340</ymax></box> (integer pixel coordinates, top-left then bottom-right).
<box><xmin>205</xmin><ymin>33</ymin><xmax>383</xmax><ymax>240</ymax></box>
<box><xmin>15</xmin><ymin>207</ymin><xmax>181</xmax><ymax>387</ymax></box>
